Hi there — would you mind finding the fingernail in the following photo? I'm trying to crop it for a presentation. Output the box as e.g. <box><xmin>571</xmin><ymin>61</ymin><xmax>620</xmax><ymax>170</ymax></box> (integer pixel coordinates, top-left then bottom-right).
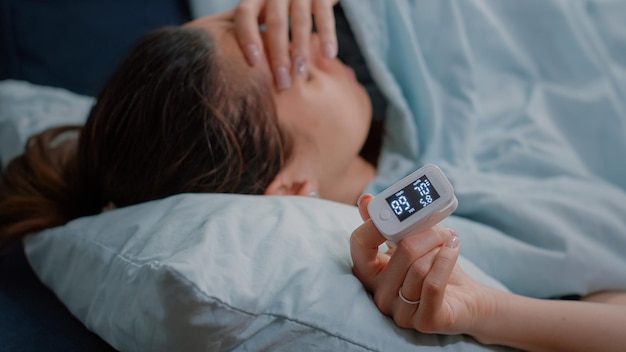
<box><xmin>324</xmin><ymin>43</ymin><xmax>337</xmax><ymax>59</ymax></box>
<box><xmin>356</xmin><ymin>193</ymin><xmax>367</xmax><ymax>207</ymax></box>
<box><xmin>293</xmin><ymin>57</ymin><xmax>307</xmax><ymax>76</ymax></box>
<box><xmin>246</xmin><ymin>44</ymin><xmax>260</xmax><ymax>65</ymax></box>
<box><xmin>445</xmin><ymin>227</ymin><xmax>459</xmax><ymax>249</ymax></box>
<box><xmin>275</xmin><ymin>66</ymin><xmax>291</xmax><ymax>90</ymax></box>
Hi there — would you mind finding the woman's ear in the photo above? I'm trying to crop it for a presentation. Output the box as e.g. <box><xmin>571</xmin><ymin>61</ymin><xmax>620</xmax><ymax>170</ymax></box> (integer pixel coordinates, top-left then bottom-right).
<box><xmin>264</xmin><ymin>175</ymin><xmax>289</xmax><ymax>195</ymax></box>
<box><xmin>264</xmin><ymin>168</ymin><xmax>319</xmax><ymax>196</ymax></box>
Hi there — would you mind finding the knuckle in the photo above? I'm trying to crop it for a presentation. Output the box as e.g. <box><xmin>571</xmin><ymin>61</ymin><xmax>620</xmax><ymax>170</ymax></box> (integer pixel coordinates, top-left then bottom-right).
<box><xmin>434</xmin><ymin>225</ymin><xmax>450</xmax><ymax>242</ymax></box>
<box><xmin>313</xmin><ymin>0</ymin><xmax>331</xmax><ymax>12</ymax></box>
<box><xmin>264</xmin><ymin>13</ymin><xmax>287</xmax><ymax>29</ymax></box>
<box><xmin>270</xmin><ymin>57</ymin><xmax>289</xmax><ymax>70</ymax></box>
<box><xmin>267</xmin><ymin>42</ymin><xmax>289</xmax><ymax>62</ymax></box>
<box><xmin>415</xmin><ymin>314</ymin><xmax>454</xmax><ymax>333</ymax></box>
<box><xmin>395</xmin><ymin>238</ymin><xmax>417</xmax><ymax>257</ymax></box>
<box><xmin>408</xmin><ymin>259</ymin><xmax>430</xmax><ymax>279</ymax></box>
<box><xmin>422</xmin><ymin>275</ymin><xmax>445</xmax><ymax>297</ymax></box>
<box><xmin>290</xmin><ymin>41</ymin><xmax>309</xmax><ymax>57</ymax></box>
<box><xmin>349</xmin><ymin>231</ymin><xmax>359</xmax><ymax>247</ymax></box>
<box><xmin>349</xmin><ymin>230</ymin><xmax>364</xmax><ymax>249</ymax></box>
<box><xmin>392</xmin><ymin>312</ymin><xmax>413</xmax><ymax>329</ymax></box>
<box><xmin>415</xmin><ymin>320</ymin><xmax>436</xmax><ymax>333</ymax></box>
<box><xmin>437</xmin><ymin>250</ymin><xmax>455</xmax><ymax>266</ymax></box>
<box><xmin>316</xmin><ymin>21</ymin><xmax>335</xmax><ymax>38</ymax></box>
<box><xmin>373</xmin><ymin>291</ymin><xmax>393</xmax><ymax>315</ymax></box>
<box><xmin>291</xmin><ymin>12</ymin><xmax>312</xmax><ymax>26</ymax></box>
<box><xmin>234</xmin><ymin>2</ymin><xmax>254</xmax><ymax>17</ymax></box>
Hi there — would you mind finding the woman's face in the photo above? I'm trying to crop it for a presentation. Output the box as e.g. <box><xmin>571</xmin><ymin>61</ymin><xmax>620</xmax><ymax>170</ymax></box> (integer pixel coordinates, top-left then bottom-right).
<box><xmin>187</xmin><ymin>16</ymin><xmax>373</xmax><ymax>199</ymax></box>
<box><xmin>271</xmin><ymin>32</ymin><xmax>373</xmax><ymax>172</ymax></box>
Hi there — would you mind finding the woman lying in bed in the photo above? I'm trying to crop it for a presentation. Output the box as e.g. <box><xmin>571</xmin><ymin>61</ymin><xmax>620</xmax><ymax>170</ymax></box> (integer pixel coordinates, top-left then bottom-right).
<box><xmin>1</xmin><ymin>0</ymin><xmax>625</xmax><ymax>351</ymax></box>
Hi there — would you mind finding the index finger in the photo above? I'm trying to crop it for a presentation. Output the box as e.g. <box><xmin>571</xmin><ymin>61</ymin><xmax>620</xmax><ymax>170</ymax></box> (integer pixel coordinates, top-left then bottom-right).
<box><xmin>264</xmin><ymin>0</ymin><xmax>292</xmax><ymax>89</ymax></box>
<box><xmin>312</xmin><ymin>0</ymin><xmax>338</xmax><ymax>58</ymax></box>
<box><xmin>234</xmin><ymin>0</ymin><xmax>265</xmax><ymax>65</ymax></box>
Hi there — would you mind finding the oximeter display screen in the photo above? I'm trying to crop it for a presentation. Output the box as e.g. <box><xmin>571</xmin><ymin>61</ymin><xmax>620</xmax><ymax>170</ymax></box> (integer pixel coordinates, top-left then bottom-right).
<box><xmin>385</xmin><ymin>175</ymin><xmax>440</xmax><ymax>222</ymax></box>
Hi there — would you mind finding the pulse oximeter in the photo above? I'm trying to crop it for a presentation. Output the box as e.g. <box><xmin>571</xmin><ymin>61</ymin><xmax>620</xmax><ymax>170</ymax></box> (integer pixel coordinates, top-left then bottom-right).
<box><xmin>368</xmin><ymin>164</ymin><xmax>458</xmax><ymax>242</ymax></box>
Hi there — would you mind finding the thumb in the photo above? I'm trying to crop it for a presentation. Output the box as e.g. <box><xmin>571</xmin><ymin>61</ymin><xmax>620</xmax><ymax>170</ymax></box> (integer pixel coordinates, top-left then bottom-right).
<box><xmin>356</xmin><ymin>193</ymin><xmax>374</xmax><ymax>221</ymax></box>
<box><xmin>351</xmin><ymin>193</ymin><xmax>388</xmax><ymax>287</ymax></box>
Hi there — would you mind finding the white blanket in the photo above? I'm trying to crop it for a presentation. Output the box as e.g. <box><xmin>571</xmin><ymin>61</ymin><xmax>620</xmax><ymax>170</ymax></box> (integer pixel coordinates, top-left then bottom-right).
<box><xmin>339</xmin><ymin>0</ymin><xmax>626</xmax><ymax>297</ymax></box>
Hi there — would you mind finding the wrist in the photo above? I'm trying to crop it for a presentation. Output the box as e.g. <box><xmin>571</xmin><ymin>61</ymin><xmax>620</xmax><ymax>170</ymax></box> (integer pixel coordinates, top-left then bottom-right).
<box><xmin>462</xmin><ymin>285</ymin><xmax>510</xmax><ymax>345</ymax></box>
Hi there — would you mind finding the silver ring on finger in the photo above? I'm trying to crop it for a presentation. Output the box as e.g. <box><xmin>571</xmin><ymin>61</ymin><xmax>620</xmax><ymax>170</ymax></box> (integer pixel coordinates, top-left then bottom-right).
<box><xmin>398</xmin><ymin>289</ymin><xmax>421</xmax><ymax>305</ymax></box>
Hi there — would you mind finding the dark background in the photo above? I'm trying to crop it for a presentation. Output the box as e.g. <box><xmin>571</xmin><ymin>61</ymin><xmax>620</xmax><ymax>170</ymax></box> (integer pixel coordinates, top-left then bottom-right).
<box><xmin>0</xmin><ymin>1</ymin><xmax>190</xmax><ymax>350</ymax></box>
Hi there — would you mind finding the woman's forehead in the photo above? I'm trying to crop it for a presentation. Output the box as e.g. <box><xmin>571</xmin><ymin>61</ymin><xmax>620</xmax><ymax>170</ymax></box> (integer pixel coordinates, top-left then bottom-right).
<box><xmin>185</xmin><ymin>17</ymin><xmax>274</xmax><ymax>89</ymax></box>
<box><xmin>185</xmin><ymin>18</ymin><xmax>243</xmax><ymax>62</ymax></box>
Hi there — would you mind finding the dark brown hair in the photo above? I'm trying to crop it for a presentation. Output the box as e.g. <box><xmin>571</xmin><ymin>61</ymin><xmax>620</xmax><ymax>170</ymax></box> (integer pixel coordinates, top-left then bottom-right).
<box><xmin>0</xmin><ymin>26</ymin><xmax>292</xmax><ymax>247</ymax></box>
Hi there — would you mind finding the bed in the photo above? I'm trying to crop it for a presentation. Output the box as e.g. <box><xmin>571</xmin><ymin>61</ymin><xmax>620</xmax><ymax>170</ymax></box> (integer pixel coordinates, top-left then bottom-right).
<box><xmin>2</xmin><ymin>0</ymin><xmax>626</xmax><ymax>351</ymax></box>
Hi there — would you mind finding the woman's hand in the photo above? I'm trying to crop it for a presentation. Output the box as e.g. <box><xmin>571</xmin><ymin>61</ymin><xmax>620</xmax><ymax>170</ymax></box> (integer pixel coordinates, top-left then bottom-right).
<box><xmin>350</xmin><ymin>194</ymin><xmax>495</xmax><ymax>335</ymax></box>
<box><xmin>233</xmin><ymin>0</ymin><xmax>339</xmax><ymax>90</ymax></box>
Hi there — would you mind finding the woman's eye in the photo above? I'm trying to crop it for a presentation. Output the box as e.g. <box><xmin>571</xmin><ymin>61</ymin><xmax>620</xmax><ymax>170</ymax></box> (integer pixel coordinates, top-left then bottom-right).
<box><xmin>307</xmin><ymin>73</ymin><xmax>313</xmax><ymax>82</ymax></box>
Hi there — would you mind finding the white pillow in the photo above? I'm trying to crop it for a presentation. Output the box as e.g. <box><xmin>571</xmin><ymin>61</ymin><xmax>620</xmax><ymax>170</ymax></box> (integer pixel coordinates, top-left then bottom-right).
<box><xmin>3</xmin><ymin>79</ymin><xmax>509</xmax><ymax>351</ymax></box>
<box><xmin>0</xmin><ymin>80</ymin><xmax>93</xmax><ymax>166</ymax></box>
<box><xmin>24</xmin><ymin>193</ymin><xmax>510</xmax><ymax>352</ymax></box>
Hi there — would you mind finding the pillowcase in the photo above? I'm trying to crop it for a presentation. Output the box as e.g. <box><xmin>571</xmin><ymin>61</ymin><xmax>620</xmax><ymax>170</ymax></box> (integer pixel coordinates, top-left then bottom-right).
<box><xmin>24</xmin><ymin>193</ymin><xmax>510</xmax><ymax>352</ymax></box>
<box><xmin>0</xmin><ymin>80</ymin><xmax>94</xmax><ymax>166</ymax></box>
